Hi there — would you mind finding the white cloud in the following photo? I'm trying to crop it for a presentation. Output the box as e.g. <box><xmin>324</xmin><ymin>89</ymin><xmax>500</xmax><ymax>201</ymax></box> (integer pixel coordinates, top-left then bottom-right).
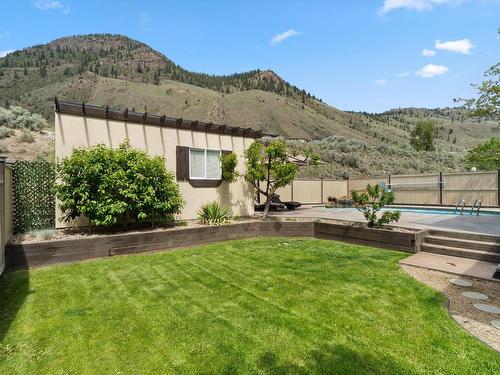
<box><xmin>396</xmin><ymin>71</ymin><xmax>411</xmax><ymax>77</ymax></box>
<box><xmin>0</xmin><ymin>50</ymin><xmax>14</xmax><ymax>58</ymax></box>
<box><xmin>375</xmin><ymin>79</ymin><xmax>387</xmax><ymax>86</ymax></box>
<box><xmin>35</xmin><ymin>1</ymin><xmax>70</xmax><ymax>14</ymax></box>
<box><xmin>270</xmin><ymin>29</ymin><xmax>302</xmax><ymax>46</ymax></box>
<box><xmin>435</xmin><ymin>38</ymin><xmax>474</xmax><ymax>54</ymax></box>
<box><xmin>416</xmin><ymin>64</ymin><xmax>449</xmax><ymax>78</ymax></box>
<box><xmin>35</xmin><ymin>0</ymin><xmax>63</xmax><ymax>9</ymax></box>
<box><xmin>422</xmin><ymin>48</ymin><xmax>436</xmax><ymax>57</ymax></box>
<box><xmin>379</xmin><ymin>0</ymin><xmax>465</xmax><ymax>15</ymax></box>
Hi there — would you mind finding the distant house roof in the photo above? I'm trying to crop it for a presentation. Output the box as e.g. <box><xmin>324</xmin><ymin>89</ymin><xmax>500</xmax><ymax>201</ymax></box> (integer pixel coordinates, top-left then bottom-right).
<box><xmin>55</xmin><ymin>99</ymin><xmax>270</xmax><ymax>139</ymax></box>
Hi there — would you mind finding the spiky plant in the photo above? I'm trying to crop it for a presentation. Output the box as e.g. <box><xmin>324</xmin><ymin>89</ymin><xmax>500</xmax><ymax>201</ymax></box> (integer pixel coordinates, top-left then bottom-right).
<box><xmin>197</xmin><ymin>201</ymin><xmax>230</xmax><ymax>225</ymax></box>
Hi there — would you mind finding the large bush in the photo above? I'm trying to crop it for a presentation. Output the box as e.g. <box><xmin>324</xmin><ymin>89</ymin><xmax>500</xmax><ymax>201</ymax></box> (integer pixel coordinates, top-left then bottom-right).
<box><xmin>0</xmin><ymin>105</ymin><xmax>48</xmax><ymax>130</ymax></box>
<box><xmin>56</xmin><ymin>140</ymin><xmax>184</xmax><ymax>227</ymax></box>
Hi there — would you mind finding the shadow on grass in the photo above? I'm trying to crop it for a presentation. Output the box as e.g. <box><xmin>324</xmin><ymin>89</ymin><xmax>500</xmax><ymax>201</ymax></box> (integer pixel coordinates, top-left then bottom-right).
<box><xmin>0</xmin><ymin>270</ymin><xmax>30</xmax><ymax>342</ymax></box>
<box><xmin>255</xmin><ymin>344</ymin><xmax>410</xmax><ymax>375</ymax></box>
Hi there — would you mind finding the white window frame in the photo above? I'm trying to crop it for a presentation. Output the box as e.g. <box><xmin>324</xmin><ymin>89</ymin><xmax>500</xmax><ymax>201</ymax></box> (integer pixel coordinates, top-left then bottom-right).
<box><xmin>189</xmin><ymin>148</ymin><xmax>222</xmax><ymax>180</ymax></box>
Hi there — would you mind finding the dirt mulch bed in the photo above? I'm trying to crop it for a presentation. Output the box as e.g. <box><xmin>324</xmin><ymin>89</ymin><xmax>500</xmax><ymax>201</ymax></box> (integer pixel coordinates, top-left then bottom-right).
<box><xmin>10</xmin><ymin>216</ymin><xmax>322</xmax><ymax>244</ymax></box>
<box><xmin>401</xmin><ymin>264</ymin><xmax>500</xmax><ymax>352</ymax></box>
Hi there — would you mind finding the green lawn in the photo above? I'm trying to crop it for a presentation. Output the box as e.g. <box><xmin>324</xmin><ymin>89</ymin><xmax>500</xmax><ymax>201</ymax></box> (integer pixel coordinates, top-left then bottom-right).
<box><xmin>1</xmin><ymin>238</ymin><xmax>499</xmax><ymax>374</ymax></box>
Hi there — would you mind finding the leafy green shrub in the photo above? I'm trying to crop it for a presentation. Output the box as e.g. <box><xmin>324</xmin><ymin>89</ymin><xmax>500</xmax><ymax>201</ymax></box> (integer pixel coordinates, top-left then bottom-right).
<box><xmin>19</xmin><ymin>129</ymin><xmax>35</xmax><ymax>143</ymax></box>
<box><xmin>351</xmin><ymin>184</ymin><xmax>400</xmax><ymax>228</ymax></box>
<box><xmin>0</xmin><ymin>127</ymin><xmax>15</xmax><ymax>139</ymax></box>
<box><xmin>466</xmin><ymin>138</ymin><xmax>500</xmax><ymax>171</ymax></box>
<box><xmin>220</xmin><ymin>152</ymin><xmax>238</xmax><ymax>182</ymax></box>
<box><xmin>197</xmin><ymin>201</ymin><xmax>230</xmax><ymax>225</ymax></box>
<box><xmin>56</xmin><ymin>140</ymin><xmax>184</xmax><ymax>228</ymax></box>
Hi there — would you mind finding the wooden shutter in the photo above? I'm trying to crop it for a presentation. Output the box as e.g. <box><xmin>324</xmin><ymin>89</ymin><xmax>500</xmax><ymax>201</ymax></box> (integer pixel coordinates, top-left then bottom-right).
<box><xmin>176</xmin><ymin>146</ymin><xmax>189</xmax><ymax>181</ymax></box>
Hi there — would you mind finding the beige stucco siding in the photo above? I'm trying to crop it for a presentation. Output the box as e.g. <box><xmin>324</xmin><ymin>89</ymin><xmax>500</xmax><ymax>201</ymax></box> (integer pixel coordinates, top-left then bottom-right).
<box><xmin>55</xmin><ymin>113</ymin><xmax>255</xmax><ymax>228</ymax></box>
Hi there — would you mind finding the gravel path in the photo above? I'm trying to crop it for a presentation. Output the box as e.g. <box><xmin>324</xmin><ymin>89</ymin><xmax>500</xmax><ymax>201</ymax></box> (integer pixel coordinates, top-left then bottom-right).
<box><xmin>401</xmin><ymin>264</ymin><xmax>500</xmax><ymax>352</ymax></box>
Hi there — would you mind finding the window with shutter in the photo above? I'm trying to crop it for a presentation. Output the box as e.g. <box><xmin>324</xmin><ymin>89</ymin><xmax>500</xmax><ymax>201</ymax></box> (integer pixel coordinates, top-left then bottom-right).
<box><xmin>189</xmin><ymin>149</ymin><xmax>221</xmax><ymax>180</ymax></box>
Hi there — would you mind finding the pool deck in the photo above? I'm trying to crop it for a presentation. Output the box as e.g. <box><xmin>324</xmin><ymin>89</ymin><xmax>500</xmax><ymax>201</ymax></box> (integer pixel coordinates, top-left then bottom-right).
<box><xmin>268</xmin><ymin>205</ymin><xmax>500</xmax><ymax>236</ymax></box>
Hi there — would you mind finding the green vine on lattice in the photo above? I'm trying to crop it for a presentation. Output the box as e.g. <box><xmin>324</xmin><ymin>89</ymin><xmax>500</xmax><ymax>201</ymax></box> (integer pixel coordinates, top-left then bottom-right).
<box><xmin>12</xmin><ymin>160</ymin><xmax>56</xmax><ymax>233</ymax></box>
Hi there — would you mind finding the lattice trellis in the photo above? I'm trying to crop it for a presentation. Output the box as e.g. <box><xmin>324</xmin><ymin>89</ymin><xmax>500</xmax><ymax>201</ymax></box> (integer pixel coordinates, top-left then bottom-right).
<box><xmin>12</xmin><ymin>160</ymin><xmax>55</xmax><ymax>233</ymax></box>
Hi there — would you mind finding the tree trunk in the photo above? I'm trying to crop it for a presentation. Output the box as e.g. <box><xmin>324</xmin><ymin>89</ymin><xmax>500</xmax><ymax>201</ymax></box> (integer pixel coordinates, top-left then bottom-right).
<box><xmin>262</xmin><ymin>195</ymin><xmax>272</xmax><ymax>220</ymax></box>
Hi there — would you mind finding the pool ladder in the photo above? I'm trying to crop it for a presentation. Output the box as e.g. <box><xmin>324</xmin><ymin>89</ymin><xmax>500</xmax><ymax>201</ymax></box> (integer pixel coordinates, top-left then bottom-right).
<box><xmin>453</xmin><ymin>199</ymin><xmax>481</xmax><ymax>216</ymax></box>
<box><xmin>453</xmin><ymin>199</ymin><xmax>465</xmax><ymax>215</ymax></box>
<box><xmin>470</xmin><ymin>199</ymin><xmax>481</xmax><ymax>216</ymax></box>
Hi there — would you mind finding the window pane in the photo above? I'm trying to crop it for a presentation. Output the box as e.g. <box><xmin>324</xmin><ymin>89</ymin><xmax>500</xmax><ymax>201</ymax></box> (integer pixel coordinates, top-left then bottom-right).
<box><xmin>190</xmin><ymin>150</ymin><xmax>205</xmax><ymax>178</ymax></box>
<box><xmin>206</xmin><ymin>150</ymin><xmax>221</xmax><ymax>179</ymax></box>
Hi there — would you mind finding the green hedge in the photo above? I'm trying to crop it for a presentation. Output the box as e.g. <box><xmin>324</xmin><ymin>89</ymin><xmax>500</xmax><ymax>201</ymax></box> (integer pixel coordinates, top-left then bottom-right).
<box><xmin>12</xmin><ymin>160</ymin><xmax>55</xmax><ymax>233</ymax></box>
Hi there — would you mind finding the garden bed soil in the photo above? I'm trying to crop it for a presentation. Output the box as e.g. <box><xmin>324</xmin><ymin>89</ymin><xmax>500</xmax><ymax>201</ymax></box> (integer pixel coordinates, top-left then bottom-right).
<box><xmin>10</xmin><ymin>217</ymin><xmax>417</xmax><ymax>244</ymax></box>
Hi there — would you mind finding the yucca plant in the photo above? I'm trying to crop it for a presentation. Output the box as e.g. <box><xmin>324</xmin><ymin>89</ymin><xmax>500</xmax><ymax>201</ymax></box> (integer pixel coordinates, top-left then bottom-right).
<box><xmin>197</xmin><ymin>201</ymin><xmax>230</xmax><ymax>225</ymax></box>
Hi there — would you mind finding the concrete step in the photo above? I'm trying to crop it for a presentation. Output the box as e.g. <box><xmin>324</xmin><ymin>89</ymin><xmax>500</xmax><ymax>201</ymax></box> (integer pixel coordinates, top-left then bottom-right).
<box><xmin>428</xmin><ymin>229</ymin><xmax>500</xmax><ymax>244</ymax></box>
<box><xmin>424</xmin><ymin>235</ymin><xmax>500</xmax><ymax>253</ymax></box>
<box><xmin>400</xmin><ymin>252</ymin><xmax>499</xmax><ymax>281</ymax></box>
<box><xmin>420</xmin><ymin>243</ymin><xmax>500</xmax><ymax>263</ymax></box>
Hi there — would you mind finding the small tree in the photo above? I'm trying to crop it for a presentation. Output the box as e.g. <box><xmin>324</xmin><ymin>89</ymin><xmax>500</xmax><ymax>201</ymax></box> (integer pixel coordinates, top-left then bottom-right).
<box><xmin>243</xmin><ymin>140</ymin><xmax>297</xmax><ymax>219</ymax></box>
<box><xmin>466</xmin><ymin>138</ymin><xmax>500</xmax><ymax>171</ymax></box>
<box><xmin>410</xmin><ymin>120</ymin><xmax>435</xmax><ymax>151</ymax></box>
<box><xmin>351</xmin><ymin>184</ymin><xmax>400</xmax><ymax>228</ymax></box>
<box><xmin>56</xmin><ymin>140</ymin><xmax>184</xmax><ymax>229</ymax></box>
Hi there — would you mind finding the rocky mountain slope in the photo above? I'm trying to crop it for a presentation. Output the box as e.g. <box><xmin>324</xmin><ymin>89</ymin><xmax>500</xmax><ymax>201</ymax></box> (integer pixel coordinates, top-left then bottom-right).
<box><xmin>0</xmin><ymin>34</ymin><xmax>498</xmax><ymax>176</ymax></box>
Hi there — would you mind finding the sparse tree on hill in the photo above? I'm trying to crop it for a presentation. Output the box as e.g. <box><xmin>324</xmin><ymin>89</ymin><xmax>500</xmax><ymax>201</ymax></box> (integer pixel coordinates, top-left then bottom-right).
<box><xmin>410</xmin><ymin>120</ymin><xmax>435</xmax><ymax>151</ymax></box>
<box><xmin>39</xmin><ymin>64</ymin><xmax>47</xmax><ymax>77</ymax></box>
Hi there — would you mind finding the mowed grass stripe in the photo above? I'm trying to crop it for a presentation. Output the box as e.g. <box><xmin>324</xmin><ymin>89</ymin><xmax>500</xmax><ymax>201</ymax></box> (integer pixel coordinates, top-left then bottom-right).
<box><xmin>1</xmin><ymin>238</ymin><xmax>499</xmax><ymax>374</ymax></box>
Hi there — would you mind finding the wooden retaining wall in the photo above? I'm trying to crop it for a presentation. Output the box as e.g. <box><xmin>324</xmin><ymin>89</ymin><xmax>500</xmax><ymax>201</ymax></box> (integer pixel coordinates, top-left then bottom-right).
<box><xmin>314</xmin><ymin>222</ymin><xmax>426</xmax><ymax>253</ymax></box>
<box><xmin>5</xmin><ymin>221</ymin><xmax>423</xmax><ymax>271</ymax></box>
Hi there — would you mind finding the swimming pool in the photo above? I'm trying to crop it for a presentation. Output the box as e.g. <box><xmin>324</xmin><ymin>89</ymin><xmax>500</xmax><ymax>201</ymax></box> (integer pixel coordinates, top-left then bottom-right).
<box><xmin>327</xmin><ymin>206</ymin><xmax>500</xmax><ymax>217</ymax></box>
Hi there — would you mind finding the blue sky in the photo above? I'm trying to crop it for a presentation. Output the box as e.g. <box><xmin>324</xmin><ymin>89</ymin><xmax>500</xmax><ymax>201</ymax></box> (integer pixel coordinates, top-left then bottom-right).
<box><xmin>0</xmin><ymin>0</ymin><xmax>498</xmax><ymax>112</ymax></box>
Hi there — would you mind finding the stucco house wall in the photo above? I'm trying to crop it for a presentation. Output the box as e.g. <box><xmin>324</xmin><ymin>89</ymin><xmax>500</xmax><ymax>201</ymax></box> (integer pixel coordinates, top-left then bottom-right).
<box><xmin>55</xmin><ymin>105</ymin><xmax>258</xmax><ymax>228</ymax></box>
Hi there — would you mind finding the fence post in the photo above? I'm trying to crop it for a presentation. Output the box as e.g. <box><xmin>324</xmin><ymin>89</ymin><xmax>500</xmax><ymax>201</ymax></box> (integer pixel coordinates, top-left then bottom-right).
<box><xmin>497</xmin><ymin>169</ymin><xmax>500</xmax><ymax>206</ymax></box>
<box><xmin>291</xmin><ymin>180</ymin><xmax>294</xmax><ymax>202</ymax></box>
<box><xmin>0</xmin><ymin>155</ymin><xmax>5</xmax><ymax>274</ymax></box>
<box><xmin>439</xmin><ymin>172</ymin><xmax>443</xmax><ymax>205</ymax></box>
<box><xmin>388</xmin><ymin>174</ymin><xmax>391</xmax><ymax>190</ymax></box>
<box><xmin>346</xmin><ymin>176</ymin><xmax>350</xmax><ymax>196</ymax></box>
<box><xmin>320</xmin><ymin>178</ymin><xmax>324</xmax><ymax>204</ymax></box>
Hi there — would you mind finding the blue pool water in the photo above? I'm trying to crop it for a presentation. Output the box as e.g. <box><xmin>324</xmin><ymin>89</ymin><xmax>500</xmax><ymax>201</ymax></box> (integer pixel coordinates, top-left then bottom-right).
<box><xmin>329</xmin><ymin>206</ymin><xmax>500</xmax><ymax>217</ymax></box>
